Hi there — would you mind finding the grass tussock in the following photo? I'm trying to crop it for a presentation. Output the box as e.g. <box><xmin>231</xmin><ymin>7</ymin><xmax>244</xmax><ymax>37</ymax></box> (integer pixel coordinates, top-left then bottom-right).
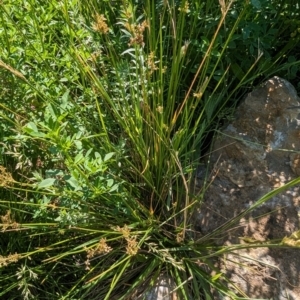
<box><xmin>0</xmin><ymin>0</ymin><xmax>299</xmax><ymax>298</ymax></box>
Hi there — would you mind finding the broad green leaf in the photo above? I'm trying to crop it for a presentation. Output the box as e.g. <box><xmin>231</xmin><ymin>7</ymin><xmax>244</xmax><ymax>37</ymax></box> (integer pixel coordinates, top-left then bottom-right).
<box><xmin>104</xmin><ymin>152</ymin><xmax>115</xmax><ymax>162</ymax></box>
<box><xmin>66</xmin><ymin>177</ymin><xmax>80</xmax><ymax>190</ymax></box>
<box><xmin>107</xmin><ymin>179</ymin><xmax>114</xmax><ymax>187</ymax></box>
<box><xmin>109</xmin><ymin>184</ymin><xmax>119</xmax><ymax>192</ymax></box>
<box><xmin>74</xmin><ymin>151</ymin><xmax>84</xmax><ymax>164</ymax></box>
<box><xmin>61</xmin><ymin>90</ymin><xmax>70</xmax><ymax>109</ymax></box>
<box><xmin>38</xmin><ymin>178</ymin><xmax>56</xmax><ymax>189</ymax></box>
<box><xmin>23</xmin><ymin>122</ymin><xmax>46</xmax><ymax>137</ymax></box>
<box><xmin>85</xmin><ymin>148</ymin><xmax>93</xmax><ymax>158</ymax></box>
<box><xmin>26</xmin><ymin>122</ymin><xmax>38</xmax><ymax>133</ymax></box>
<box><xmin>74</xmin><ymin>140</ymin><xmax>82</xmax><ymax>150</ymax></box>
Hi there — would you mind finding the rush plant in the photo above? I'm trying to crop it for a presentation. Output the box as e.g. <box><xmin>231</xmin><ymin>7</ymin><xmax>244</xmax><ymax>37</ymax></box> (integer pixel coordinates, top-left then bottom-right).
<box><xmin>0</xmin><ymin>0</ymin><xmax>299</xmax><ymax>299</ymax></box>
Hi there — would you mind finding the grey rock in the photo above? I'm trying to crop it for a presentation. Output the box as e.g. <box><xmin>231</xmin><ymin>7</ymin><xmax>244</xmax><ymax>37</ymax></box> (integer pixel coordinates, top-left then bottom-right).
<box><xmin>194</xmin><ymin>76</ymin><xmax>300</xmax><ymax>299</ymax></box>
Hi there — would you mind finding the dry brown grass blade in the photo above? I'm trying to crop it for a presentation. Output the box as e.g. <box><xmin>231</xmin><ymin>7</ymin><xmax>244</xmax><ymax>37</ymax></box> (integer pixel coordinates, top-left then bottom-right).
<box><xmin>0</xmin><ymin>60</ymin><xmax>27</xmax><ymax>82</ymax></box>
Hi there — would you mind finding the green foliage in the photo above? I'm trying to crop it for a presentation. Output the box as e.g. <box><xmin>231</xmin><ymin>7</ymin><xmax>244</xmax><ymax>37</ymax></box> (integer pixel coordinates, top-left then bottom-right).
<box><xmin>0</xmin><ymin>0</ymin><xmax>299</xmax><ymax>299</ymax></box>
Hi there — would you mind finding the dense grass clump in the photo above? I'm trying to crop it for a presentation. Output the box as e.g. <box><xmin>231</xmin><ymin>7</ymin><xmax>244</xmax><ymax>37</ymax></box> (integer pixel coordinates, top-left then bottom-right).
<box><xmin>0</xmin><ymin>0</ymin><xmax>300</xmax><ymax>299</ymax></box>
